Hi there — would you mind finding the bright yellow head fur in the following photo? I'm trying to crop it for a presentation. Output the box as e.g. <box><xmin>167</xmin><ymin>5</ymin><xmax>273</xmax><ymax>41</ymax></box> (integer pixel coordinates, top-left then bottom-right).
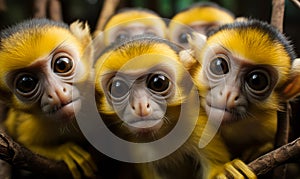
<box><xmin>104</xmin><ymin>9</ymin><xmax>167</xmax><ymax>32</ymax></box>
<box><xmin>0</xmin><ymin>19</ymin><xmax>91</xmax><ymax>91</ymax></box>
<box><xmin>202</xmin><ymin>22</ymin><xmax>293</xmax><ymax>88</ymax></box>
<box><xmin>94</xmin><ymin>37</ymin><xmax>187</xmax><ymax>113</ymax></box>
<box><xmin>169</xmin><ymin>4</ymin><xmax>234</xmax><ymax>30</ymax></box>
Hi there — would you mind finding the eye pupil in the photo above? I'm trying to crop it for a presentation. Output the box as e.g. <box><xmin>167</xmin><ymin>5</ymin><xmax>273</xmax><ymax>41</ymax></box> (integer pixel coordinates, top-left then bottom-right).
<box><xmin>178</xmin><ymin>33</ymin><xmax>188</xmax><ymax>43</ymax></box>
<box><xmin>109</xmin><ymin>80</ymin><xmax>129</xmax><ymax>98</ymax></box>
<box><xmin>147</xmin><ymin>74</ymin><xmax>170</xmax><ymax>92</ymax></box>
<box><xmin>54</xmin><ymin>57</ymin><xmax>73</xmax><ymax>73</ymax></box>
<box><xmin>16</xmin><ymin>75</ymin><xmax>37</xmax><ymax>93</ymax></box>
<box><xmin>246</xmin><ymin>71</ymin><xmax>269</xmax><ymax>91</ymax></box>
<box><xmin>210</xmin><ymin>57</ymin><xmax>229</xmax><ymax>75</ymax></box>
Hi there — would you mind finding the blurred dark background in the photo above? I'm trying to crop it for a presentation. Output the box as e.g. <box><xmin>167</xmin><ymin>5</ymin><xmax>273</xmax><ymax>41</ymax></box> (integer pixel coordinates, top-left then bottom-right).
<box><xmin>0</xmin><ymin>0</ymin><xmax>299</xmax><ymax>55</ymax></box>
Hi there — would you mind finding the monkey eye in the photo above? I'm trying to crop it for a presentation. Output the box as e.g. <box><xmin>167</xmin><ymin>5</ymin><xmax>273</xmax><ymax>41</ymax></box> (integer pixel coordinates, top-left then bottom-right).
<box><xmin>209</xmin><ymin>56</ymin><xmax>229</xmax><ymax>75</ymax></box>
<box><xmin>178</xmin><ymin>33</ymin><xmax>188</xmax><ymax>44</ymax></box>
<box><xmin>53</xmin><ymin>56</ymin><xmax>74</xmax><ymax>74</ymax></box>
<box><xmin>147</xmin><ymin>74</ymin><xmax>170</xmax><ymax>94</ymax></box>
<box><xmin>116</xmin><ymin>33</ymin><xmax>128</xmax><ymax>41</ymax></box>
<box><xmin>109</xmin><ymin>79</ymin><xmax>130</xmax><ymax>98</ymax></box>
<box><xmin>246</xmin><ymin>69</ymin><xmax>270</xmax><ymax>94</ymax></box>
<box><xmin>15</xmin><ymin>74</ymin><xmax>38</xmax><ymax>93</ymax></box>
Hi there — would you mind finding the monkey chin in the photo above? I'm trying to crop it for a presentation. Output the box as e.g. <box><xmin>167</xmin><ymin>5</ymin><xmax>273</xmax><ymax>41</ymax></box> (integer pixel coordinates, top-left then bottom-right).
<box><xmin>42</xmin><ymin>98</ymin><xmax>82</xmax><ymax>123</ymax></box>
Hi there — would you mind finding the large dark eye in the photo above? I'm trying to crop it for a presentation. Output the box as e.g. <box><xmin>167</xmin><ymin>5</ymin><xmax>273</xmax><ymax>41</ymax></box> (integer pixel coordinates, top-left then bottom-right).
<box><xmin>53</xmin><ymin>57</ymin><xmax>73</xmax><ymax>73</ymax></box>
<box><xmin>116</xmin><ymin>33</ymin><xmax>128</xmax><ymax>41</ymax></box>
<box><xmin>178</xmin><ymin>33</ymin><xmax>188</xmax><ymax>43</ymax></box>
<box><xmin>147</xmin><ymin>74</ymin><xmax>170</xmax><ymax>93</ymax></box>
<box><xmin>16</xmin><ymin>75</ymin><xmax>38</xmax><ymax>93</ymax></box>
<box><xmin>109</xmin><ymin>79</ymin><xmax>130</xmax><ymax>98</ymax></box>
<box><xmin>210</xmin><ymin>57</ymin><xmax>229</xmax><ymax>75</ymax></box>
<box><xmin>246</xmin><ymin>70</ymin><xmax>270</xmax><ymax>92</ymax></box>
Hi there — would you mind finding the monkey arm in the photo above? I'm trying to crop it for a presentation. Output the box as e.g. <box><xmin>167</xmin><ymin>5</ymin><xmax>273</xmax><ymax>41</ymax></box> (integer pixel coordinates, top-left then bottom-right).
<box><xmin>0</xmin><ymin>131</ymin><xmax>72</xmax><ymax>178</ymax></box>
<box><xmin>4</xmin><ymin>109</ymin><xmax>97</xmax><ymax>179</ymax></box>
<box><xmin>28</xmin><ymin>142</ymin><xmax>97</xmax><ymax>179</ymax></box>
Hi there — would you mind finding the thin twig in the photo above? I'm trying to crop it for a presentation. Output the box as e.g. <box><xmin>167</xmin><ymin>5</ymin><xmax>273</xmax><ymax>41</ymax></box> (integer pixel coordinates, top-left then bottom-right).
<box><xmin>273</xmin><ymin>103</ymin><xmax>291</xmax><ymax>178</ymax></box>
<box><xmin>33</xmin><ymin>0</ymin><xmax>48</xmax><ymax>18</ymax></box>
<box><xmin>270</xmin><ymin>0</ymin><xmax>285</xmax><ymax>32</ymax></box>
<box><xmin>95</xmin><ymin>0</ymin><xmax>120</xmax><ymax>31</ymax></box>
<box><xmin>0</xmin><ymin>0</ymin><xmax>6</xmax><ymax>12</ymax></box>
<box><xmin>248</xmin><ymin>137</ymin><xmax>300</xmax><ymax>176</ymax></box>
<box><xmin>49</xmin><ymin>0</ymin><xmax>62</xmax><ymax>21</ymax></box>
<box><xmin>0</xmin><ymin>132</ymin><xmax>72</xmax><ymax>178</ymax></box>
<box><xmin>289</xmin><ymin>0</ymin><xmax>300</xmax><ymax>8</ymax></box>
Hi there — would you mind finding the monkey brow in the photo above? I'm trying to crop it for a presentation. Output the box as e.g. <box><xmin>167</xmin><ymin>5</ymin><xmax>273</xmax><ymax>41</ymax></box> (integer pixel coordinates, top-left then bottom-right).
<box><xmin>219</xmin><ymin>45</ymin><xmax>231</xmax><ymax>54</ymax></box>
<box><xmin>49</xmin><ymin>40</ymin><xmax>69</xmax><ymax>56</ymax></box>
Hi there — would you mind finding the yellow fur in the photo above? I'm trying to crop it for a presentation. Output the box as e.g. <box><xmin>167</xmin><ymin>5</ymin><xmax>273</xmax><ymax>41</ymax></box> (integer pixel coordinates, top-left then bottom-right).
<box><xmin>104</xmin><ymin>10</ymin><xmax>167</xmax><ymax>32</ymax></box>
<box><xmin>1</xmin><ymin>19</ymin><xmax>96</xmax><ymax>178</ymax></box>
<box><xmin>188</xmin><ymin>20</ymin><xmax>297</xmax><ymax>178</ymax></box>
<box><xmin>171</xmin><ymin>7</ymin><xmax>234</xmax><ymax>26</ymax></box>
<box><xmin>94</xmin><ymin>37</ymin><xmax>232</xmax><ymax>178</ymax></box>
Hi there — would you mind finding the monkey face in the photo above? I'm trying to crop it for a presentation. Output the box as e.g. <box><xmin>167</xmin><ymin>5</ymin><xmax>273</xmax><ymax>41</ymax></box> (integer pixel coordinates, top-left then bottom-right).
<box><xmin>97</xmin><ymin>55</ymin><xmax>182</xmax><ymax>136</ymax></box>
<box><xmin>104</xmin><ymin>20</ymin><xmax>166</xmax><ymax>45</ymax></box>
<box><xmin>0</xmin><ymin>19</ymin><xmax>92</xmax><ymax>124</ymax></box>
<box><xmin>94</xmin><ymin>36</ymin><xmax>196</xmax><ymax>142</ymax></box>
<box><xmin>201</xmin><ymin>47</ymin><xmax>279</xmax><ymax>124</ymax></box>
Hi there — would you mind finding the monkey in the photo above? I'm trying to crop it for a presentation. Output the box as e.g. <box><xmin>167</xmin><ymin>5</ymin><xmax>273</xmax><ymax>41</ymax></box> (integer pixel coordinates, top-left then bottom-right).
<box><xmin>93</xmin><ymin>34</ymin><xmax>234</xmax><ymax>179</ymax></box>
<box><xmin>187</xmin><ymin>19</ymin><xmax>300</xmax><ymax>178</ymax></box>
<box><xmin>0</xmin><ymin>18</ymin><xmax>97</xmax><ymax>179</ymax></box>
<box><xmin>93</xmin><ymin>7</ymin><xmax>168</xmax><ymax>56</ymax></box>
<box><xmin>168</xmin><ymin>2</ymin><xmax>235</xmax><ymax>49</ymax></box>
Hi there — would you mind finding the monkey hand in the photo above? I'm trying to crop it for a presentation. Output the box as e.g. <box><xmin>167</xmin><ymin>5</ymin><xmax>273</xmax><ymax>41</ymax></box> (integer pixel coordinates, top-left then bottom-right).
<box><xmin>215</xmin><ymin>159</ymin><xmax>256</xmax><ymax>179</ymax></box>
<box><xmin>31</xmin><ymin>142</ymin><xmax>97</xmax><ymax>179</ymax></box>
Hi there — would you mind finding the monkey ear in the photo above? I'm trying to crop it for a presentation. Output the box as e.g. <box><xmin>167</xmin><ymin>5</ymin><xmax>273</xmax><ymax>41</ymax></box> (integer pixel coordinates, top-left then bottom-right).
<box><xmin>280</xmin><ymin>58</ymin><xmax>300</xmax><ymax>100</ymax></box>
<box><xmin>179</xmin><ymin>49</ymin><xmax>197</xmax><ymax>70</ymax></box>
<box><xmin>187</xmin><ymin>32</ymin><xmax>207</xmax><ymax>61</ymax></box>
<box><xmin>70</xmin><ymin>20</ymin><xmax>94</xmax><ymax>67</ymax></box>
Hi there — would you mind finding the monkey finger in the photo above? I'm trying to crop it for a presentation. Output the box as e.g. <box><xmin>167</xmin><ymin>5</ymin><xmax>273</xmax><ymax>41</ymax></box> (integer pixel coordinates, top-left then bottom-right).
<box><xmin>232</xmin><ymin>159</ymin><xmax>257</xmax><ymax>179</ymax></box>
<box><xmin>69</xmin><ymin>145</ymin><xmax>97</xmax><ymax>178</ymax></box>
<box><xmin>215</xmin><ymin>173</ymin><xmax>229</xmax><ymax>179</ymax></box>
<box><xmin>70</xmin><ymin>144</ymin><xmax>98</xmax><ymax>171</ymax></box>
<box><xmin>224</xmin><ymin>162</ymin><xmax>244</xmax><ymax>179</ymax></box>
<box><xmin>62</xmin><ymin>155</ymin><xmax>81</xmax><ymax>179</ymax></box>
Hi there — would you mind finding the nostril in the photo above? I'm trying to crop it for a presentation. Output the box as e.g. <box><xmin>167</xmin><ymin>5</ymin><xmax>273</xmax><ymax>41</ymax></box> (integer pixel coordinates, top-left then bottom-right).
<box><xmin>63</xmin><ymin>87</ymin><xmax>66</xmax><ymax>92</ymax></box>
<box><xmin>132</xmin><ymin>105</ymin><xmax>135</xmax><ymax>110</ymax></box>
<box><xmin>146</xmin><ymin>103</ymin><xmax>150</xmax><ymax>108</ymax></box>
<box><xmin>48</xmin><ymin>95</ymin><xmax>52</xmax><ymax>99</ymax></box>
<box><xmin>234</xmin><ymin>96</ymin><xmax>239</xmax><ymax>101</ymax></box>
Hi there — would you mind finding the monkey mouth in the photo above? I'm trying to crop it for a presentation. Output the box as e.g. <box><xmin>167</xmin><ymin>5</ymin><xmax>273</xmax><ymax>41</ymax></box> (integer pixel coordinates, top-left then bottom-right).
<box><xmin>43</xmin><ymin>98</ymin><xmax>81</xmax><ymax>122</ymax></box>
<box><xmin>125</xmin><ymin>118</ymin><xmax>163</xmax><ymax>133</ymax></box>
<box><xmin>206</xmin><ymin>103</ymin><xmax>237</xmax><ymax>123</ymax></box>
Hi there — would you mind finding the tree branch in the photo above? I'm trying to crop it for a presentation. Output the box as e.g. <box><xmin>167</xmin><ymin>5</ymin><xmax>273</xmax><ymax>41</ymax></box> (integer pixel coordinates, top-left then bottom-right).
<box><xmin>0</xmin><ymin>132</ymin><xmax>72</xmax><ymax>178</ymax></box>
<box><xmin>33</xmin><ymin>0</ymin><xmax>48</xmax><ymax>18</ymax></box>
<box><xmin>0</xmin><ymin>0</ymin><xmax>6</xmax><ymax>12</ymax></box>
<box><xmin>248</xmin><ymin>137</ymin><xmax>300</xmax><ymax>176</ymax></box>
<box><xmin>49</xmin><ymin>0</ymin><xmax>62</xmax><ymax>21</ymax></box>
<box><xmin>273</xmin><ymin>103</ymin><xmax>291</xmax><ymax>178</ymax></box>
<box><xmin>32</xmin><ymin>0</ymin><xmax>62</xmax><ymax>21</ymax></box>
<box><xmin>95</xmin><ymin>0</ymin><xmax>120</xmax><ymax>31</ymax></box>
<box><xmin>289</xmin><ymin>0</ymin><xmax>300</xmax><ymax>8</ymax></box>
<box><xmin>270</xmin><ymin>0</ymin><xmax>285</xmax><ymax>32</ymax></box>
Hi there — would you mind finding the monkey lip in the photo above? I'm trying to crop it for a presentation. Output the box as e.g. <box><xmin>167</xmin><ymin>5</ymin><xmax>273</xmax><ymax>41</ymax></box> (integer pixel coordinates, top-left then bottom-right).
<box><xmin>125</xmin><ymin>119</ymin><xmax>163</xmax><ymax>133</ymax></box>
<box><xmin>43</xmin><ymin>98</ymin><xmax>81</xmax><ymax>122</ymax></box>
<box><xmin>206</xmin><ymin>103</ymin><xmax>236</xmax><ymax>123</ymax></box>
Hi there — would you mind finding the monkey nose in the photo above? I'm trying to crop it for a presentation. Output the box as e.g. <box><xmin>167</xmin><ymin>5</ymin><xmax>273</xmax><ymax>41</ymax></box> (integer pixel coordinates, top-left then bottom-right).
<box><xmin>132</xmin><ymin>102</ymin><xmax>151</xmax><ymax>117</ymax></box>
<box><xmin>219</xmin><ymin>88</ymin><xmax>240</xmax><ymax>109</ymax></box>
